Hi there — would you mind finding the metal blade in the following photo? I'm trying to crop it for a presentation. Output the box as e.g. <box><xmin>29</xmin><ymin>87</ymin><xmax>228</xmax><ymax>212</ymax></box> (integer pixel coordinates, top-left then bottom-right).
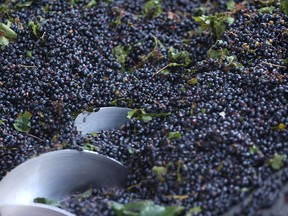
<box><xmin>0</xmin><ymin>204</ymin><xmax>74</xmax><ymax>216</ymax></box>
<box><xmin>0</xmin><ymin>150</ymin><xmax>129</xmax><ymax>204</ymax></box>
<box><xmin>74</xmin><ymin>107</ymin><xmax>132</xmax><ymax>135</ymax></box>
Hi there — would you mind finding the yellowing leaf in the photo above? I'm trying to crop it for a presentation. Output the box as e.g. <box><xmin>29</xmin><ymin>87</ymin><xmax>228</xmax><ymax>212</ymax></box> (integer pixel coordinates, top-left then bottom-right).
<box><xmin>152</xmin><ymin>166</ymin><xmax>167</xmax><ymax>181</ymax></box>
<box><xmin>187</xmin><ymin>77</ymin><xmax>198</xmax><ymax>85</ymax></box>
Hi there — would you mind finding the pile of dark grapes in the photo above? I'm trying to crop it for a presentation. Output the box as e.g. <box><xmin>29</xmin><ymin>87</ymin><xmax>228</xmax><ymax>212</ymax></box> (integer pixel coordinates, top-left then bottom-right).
<box><xmin>0</xmin><ymin>0</ymin><xmax>287</xmax><ymax>215</ymax></box>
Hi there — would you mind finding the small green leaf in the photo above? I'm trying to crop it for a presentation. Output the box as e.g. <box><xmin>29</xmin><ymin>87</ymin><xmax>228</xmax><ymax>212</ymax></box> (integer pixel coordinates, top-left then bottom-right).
<box><xmin>143</xmin><ymin>0</ymin><xmax>162</xmax><ymax>18</ymax></box>
<box><xmin>240</xmin><ymin>187</ymin><xmax>249</xmax><ymax>193</ymax></box>
<box><xmin>83</xmin><ymin>0</ymin><xmax>97</xmax><ymax>9</ymax></box>
<box><xmin>226</xmin><ymin>0</ymin><xmax>235</xmax><ymax>10</ymax></box>
<box><xmin>42</xmin><ymin>5</ymin><xmax>50</xmax><ymax>13</ymax></box>
<box><xmin>141</xmin><ymin>114</ymin><xmax>153</xmax><ymax>123</ymax></box>
<box><xmin>160</xmin><ymin>69</ymin><xmax>170</xmax><ymax>75</ymax></box>
<box><xmin>0</xmin><ymin>4</ymin><xmax>9</xmax><ymax>14</ymax></box>
<box><xmin>82</xmin><ymin>143</ymin><xmax>98</xmax><ymax>151</ymax></box>
<box><xmin>258</xmin><ymin>0</ymin><xmax>277</xmax><ymax>5</ymax></box>
<box><xmin>207</xmin><ymin>48</ymin><xmax>229</xmax><ymax>60</ymax></box>
<box><xmin>13</xmin><ymin>111</ymin><xmax>32</xmax><ymax>133</ymax></box>
<box><xmin>167</xmin><ymin>131</ymin><xmax>181</xmax><ymax>141</ymax></box>
<box><xmin>111</xmin><ymin>9</ymin><xmax>123</xmax><ymax>28</ymax></box>
<box><xmin>0</xmin><ymin>22</ymin><xmax>17</xmax><ymax>49</ymax></box>
<box><xmin>111</xmin><ymin>200</ymin><xmax>184</xmax><ymax>216</ymax></box>
<box><xmin>28</xmin><ymin>21</ymin><xmax>41</xmax><ymax>38</ymax></box>
<box><xmin>268</xmin><ymin>154</ymin><xmax>286</xmax><ymax>170</ymax></box>
<box><xmin>0</xmin><ymin>36</ymin><xmax>9</xmax><ymax>50</ymax></box>
<box><xmin>193</xmin><ymin>14</ymin><xmax>234</xmax><ymax>38</ymax></box>
<box><xmin>226</xmin><ymin>17</ymin><xmax>235</xmax><ymax>24</ymax></box>
<box><xmin>26</xmin><ymin>50</ymin><xmax>32</xmax><ymax>57</ymax></box>
<box><xmin>15</xmin><ymin>1</ymin><xmax>32</xmax><ymax>9</ymax></box>
<box><xmin>187</xmin><ymin>77</ymin><xmax>198</xmax><ymax>85</ymax></box>
<box><xmin>142</xmin><ymin>36</ymin><xmax>165</xmax><ymax>63</ymax></box>
<box><xmin>0</xmin><ymin>23</ymin><xmax>17</xmax><ymax>40</ymax></box>
<box><xmin>70</xmin><ymin>0</ymin><xmax>78</xmax><ymax>6</ymax></box>
<box><xmin>168</xmin><ymin>47</ymin><xmax>191</xmax><ymax>67</ymax></box>
<box><xmin>78</xmin><ymin>188</ymin><xmax>93</xmax><ymax>200</ymax></box>
<box><xmin>187</xmin><ymin>206</ymin><xmax>202</xmax><ymax>215</ymax></box>
<box><xmin>113</xmin><ymin>45</ymin><xmax>131</xmax><ymax>64</ymax></box>
<box><xmin>152</xmin><ymin>166</ymin><xmax>167</xmax><ymax>181</ymax></box>
<box><xmin>141</xmin><ymin>204</ymin><xmax>164</xmax><ymax>215</ymax></box>
<box><xmin>0</xmin><ymin>120</ymin><xmax>4</xmax><ymax>125</ymax></box>
<box><xmin>127</xmin><ymin>145</ymin><xmax>135</xmax><ymax>154</ymax></box>
<box><xmin>259</xmin><ymin>6</ymin><xmax>275</xmax><ymax>14</ymax></box>
<box><xmin>111</xmin><ymin>202</ymin><xmax>125</xmax><ymax>215</ymax></box>
<box><xmin>127</xmin><ymin>109</ymin><xmax>170</xmax><ymax>123</ymax></box>
<box><xmin>89</xmin><ymin>132</ymin><xmax>98</xmax><ymax>137</ymax></box>
<box><xmin>201</xmin><ymin>108</ymin><xmax>206</xmax><ymax>115</ymax></box>
<box><xmin>224</xmin><ymin>55</ymin><xmax>244</xmax><ymax>71</ymax></box>
<box><xmin>249</xmin><ymin>145</ymin><xmax>259</xmax><ymax>154</ymax></box>
<box><xmin>280</xmin><ymin>0</ymin><xmax>288</xmax><ymax>15</ymax></box>
<box><xmin>34</xmin><ymin>197</ymin><xmax>58</xmax><ymax>206</ymax></box>
<box><xmin>216</xmin><ymin>161</ymin><xmax>224</xmax><ymax>172</ymax></box>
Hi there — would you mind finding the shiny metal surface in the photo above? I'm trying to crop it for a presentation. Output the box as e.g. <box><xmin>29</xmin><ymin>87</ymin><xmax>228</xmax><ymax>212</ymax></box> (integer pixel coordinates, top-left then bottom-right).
<box><xmin>0</xmin><ymin>150</ymin><xmax>129</xmax><ymax>205</ymax></box>
<box><xmin>74</xmin><ymin>107</ymin><xmax>132</xmax><ymax>135</ymax></box>
<box><xmin>0</xmin><ymin>204</ymin><xmax>74</xmax><ymax>216</ymax></box>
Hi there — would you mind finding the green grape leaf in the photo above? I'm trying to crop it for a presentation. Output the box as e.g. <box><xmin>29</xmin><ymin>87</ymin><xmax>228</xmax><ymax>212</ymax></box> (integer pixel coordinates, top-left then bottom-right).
<box><xmin>259</xmin><ymin>6</ymin><xmax>275</xmax><ymax>14</ymax></box>
<box><xmin>15</xmin><ymin>1</ymin><xmax>33</xmax><ymax>9</ymax></box>
<box><xmin>113</xmin><ymin>45</ymin><xmax>131</xmax><ymax>64</ymax></box>
<box><xmin>187</xmin><ymin>77</ymin><xmax>198</xmax><ymax>85</ymax></box>
<box><xmin>111</xmin><ymin>200</ymin><xmax>184</xmax><ymax>216</ymax></box>
<box><xmin>83</xmin><ymin>0</ymin><xmax>97</xmax><ymax>9</ymax></box>
<box><xmin>28</xmin><ymin>21</ymin><xmax>41</xmax><ymax>38</ymax></box>
<box><xmin>280</xmin><ymin>0</ymin><xmax>288</xmax><ymax>15</ymax></box>
<box><xmin>127</xmin><ymin>109</ymin><xmax>170</xmax><ymax>123</ymax></box>
<box><xmin>0</xmin><ymin>22</ymin><xmax>17</xmax><ymax>49</ymax></box>
<box><xmin>167</xmin><ymin>131</ymin><xmax>181</xmax><ymax>140</ymax></box>
<box><xmin>34</xmin><ymin>197</ymin><xmax>58</xmax><ymax>206</ymax></box>
<box><xmin>268</xmin><ymin>154</ymin><xmax>286</xmax><ymax>170</ymax></box>
<box><xmin>168</xmin><ymin>47</ymin><xmax>191</xmax><ymax>66</ymax></box>
<box><xmin>226</xmin><ymin>0</ymin><xmax>235</xmax><ymax>10</ymax></box>
<box><xmin>143</xmin><ymin>0</ymin><xmax>162</xmax><ymax>18</ymax></box>
<box><xmin>13</xmin><ymin>111</ymin><xmax>32</xmax><ymax>133</ymax></box>
<box><xmin>152</xmin><ymin>166</ymin><xmax>167</xmax><ymax>181</ymax></box>
<box><xmin>186</xmin><ymin>206</ymin><xmax>202</xmax><ymax>215</ymax></box>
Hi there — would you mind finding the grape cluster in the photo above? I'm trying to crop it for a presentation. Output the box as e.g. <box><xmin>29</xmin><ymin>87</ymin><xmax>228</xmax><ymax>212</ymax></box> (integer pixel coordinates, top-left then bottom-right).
<box><xmin>0</xmin><ymin>0</ymin><xmax>288</xmax><ymax>215</ymax></box>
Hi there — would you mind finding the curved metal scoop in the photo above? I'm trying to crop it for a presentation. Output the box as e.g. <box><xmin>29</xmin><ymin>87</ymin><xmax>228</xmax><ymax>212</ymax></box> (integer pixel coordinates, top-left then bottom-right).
<box><xmin>74</xmin><ymin>107</ymin><xmax>132</xmax><ymax>135</ymax></box>
<box><xmin>0</xmin><ymin>150</ymin><xmax>129</xmax><ymax>205</ymax></box>
<box><xmin>0</xmin><ymin>204</ymin><xmax>74</xmax><ymax>216</ymax></box>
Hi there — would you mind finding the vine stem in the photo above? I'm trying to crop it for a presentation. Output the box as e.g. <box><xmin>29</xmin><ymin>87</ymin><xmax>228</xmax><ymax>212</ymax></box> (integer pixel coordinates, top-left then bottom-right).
<box><xmin>153</xmin><ymin>64</ymin><xmax>170</xmax><ymax>77</ymax></box>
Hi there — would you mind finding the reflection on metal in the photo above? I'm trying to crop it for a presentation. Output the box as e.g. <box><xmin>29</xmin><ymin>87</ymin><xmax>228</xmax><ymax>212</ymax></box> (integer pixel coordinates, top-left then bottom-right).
<box><xmin>74</xmin><ymin>107</ymin><xmax>132</xmax><ymax>135</ymax></box>
<box><xmin>0</xmin><ymin>150</ymin><xmax>129</xmax><ymax>204</ymax></box>
<box><xmin>0</xmin><ymin>204</ymin><xmax>74</xmax><ymax>216</ymax></box>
